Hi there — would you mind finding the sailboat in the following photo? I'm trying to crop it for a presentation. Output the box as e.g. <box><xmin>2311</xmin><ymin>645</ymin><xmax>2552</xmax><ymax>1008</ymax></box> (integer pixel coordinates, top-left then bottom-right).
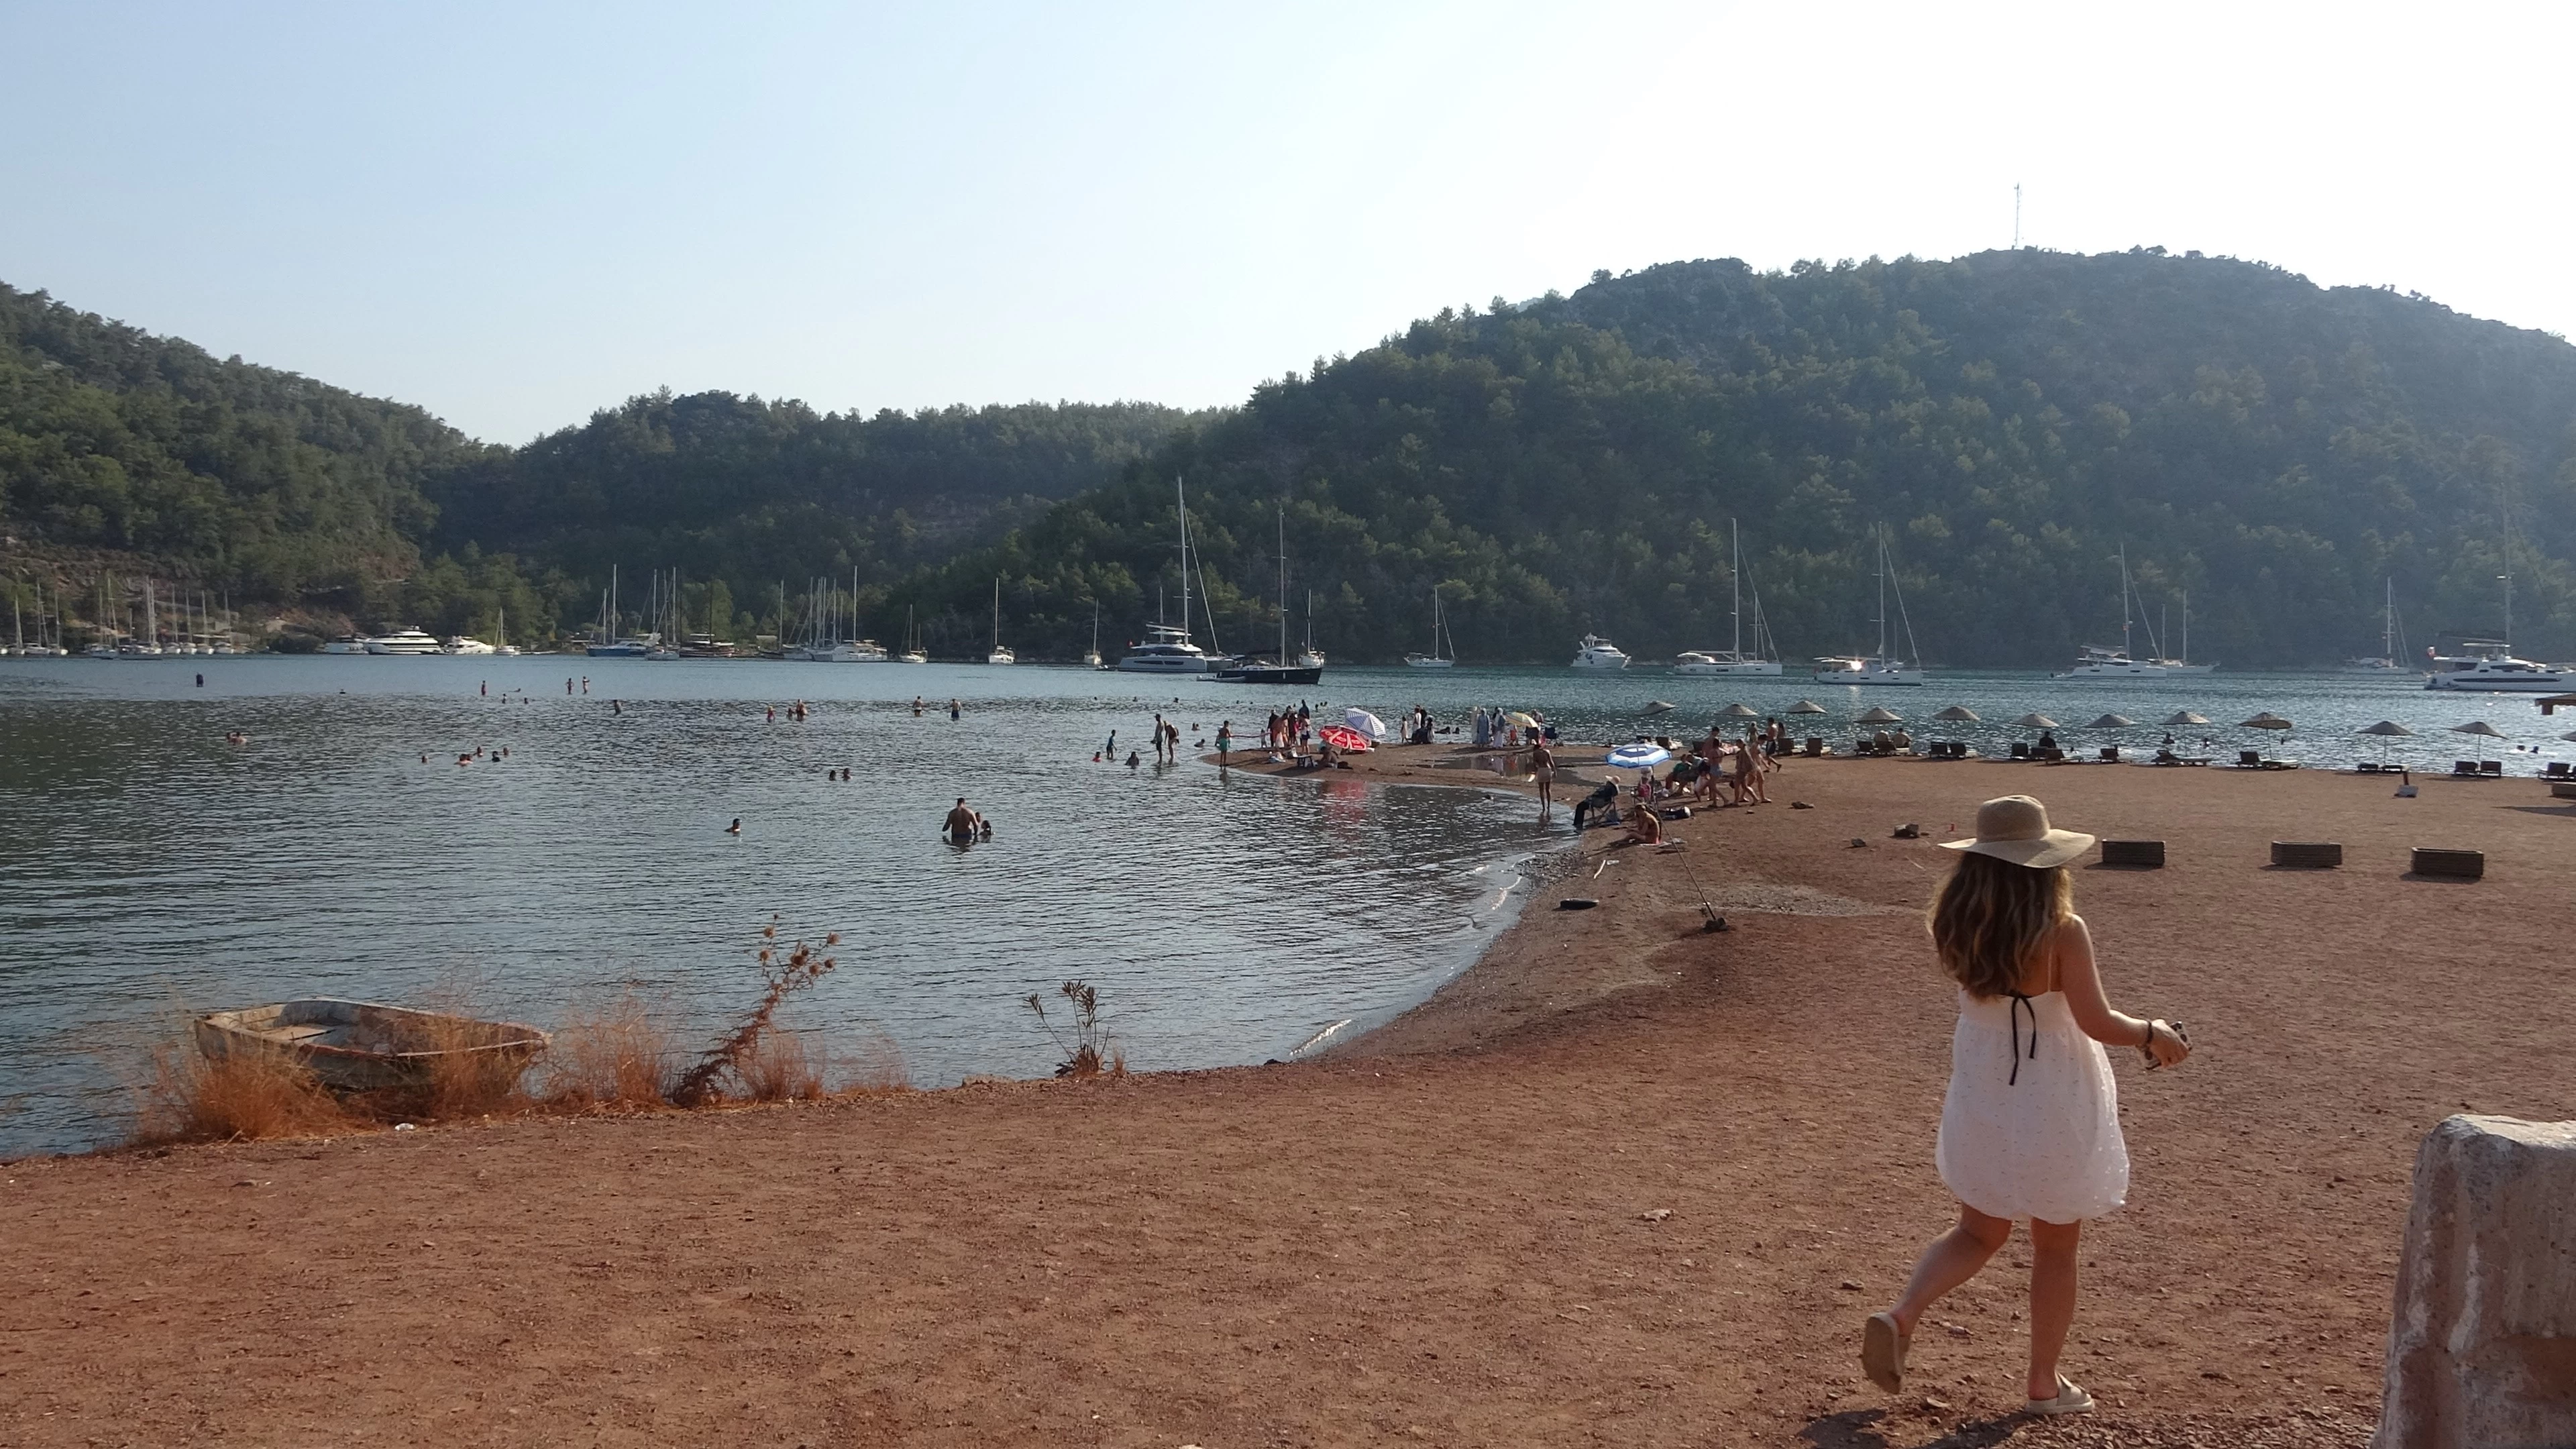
<box><xmin>1811</xmin><ymin>529</ymin><xmax>1925</xmax><ymax>685</ymax></box>
<box><xmin>1676</xmin><ymin>519</ymin><xmax>1782</xmax><ymax>674</ymax></box>
<box><xmin>1215</xmin><ymin>505</ymin><xmax>1323</xmax><ymax>683</ymax></box>
<box><xmin>2424</xmin><ymin>530</ymin><xmax>2573</xmax><ymax>690</ymax></box>
<box><xmin>1295</xmin><ymin>588</ymin><xmax>1324</xmax><ymax>669</ymax></box>
<box><xmin>985</xmin><ymin>578</ymin><xmax>1015</xmax><ymax>665</ymax></box>
<box><xmin>119</xmin><ymin>579</ymin><xmax>167</xmax><ymax>657</ymax></box>
<box><xmin>2057</xmin><ymin>546</ymin><xmax>2162</xmax><ymax>678</ymax></box>
<box><xmin>2138</xmin><ymin>582</ymin><xmax>2215</xmax><ymax>675</ymax></box>
<box><xmin>1404</xmin><ymin>592</ymin><xmax>1455</xmax><ymax>667</ymax></box>
<box><xmin>2341</xmin><ymin>580</ymin><xmax>2408</xmax><ymax>674</ymax></box>
<box><xmin>1083</xmin><ymin>602</ymin><xmax>1104</xmax><ymax>669</ymax></box>
<box><xmin>900</xmin><ymin>604</ymin><xmax>928</xmax><ymax>664</ymax></box>
<box><xmin>1117</xmin><ymin>480</ymin><xmax>1218</xmax><ymax>674</ymax></box>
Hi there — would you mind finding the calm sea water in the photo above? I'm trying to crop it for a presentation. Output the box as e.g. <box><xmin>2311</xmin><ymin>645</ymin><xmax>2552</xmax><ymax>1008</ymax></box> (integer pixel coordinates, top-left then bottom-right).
<box><xmin>0</xmin><ymin>653</ymin><xmax>2561</xmax><ymax>1155</ymax></box>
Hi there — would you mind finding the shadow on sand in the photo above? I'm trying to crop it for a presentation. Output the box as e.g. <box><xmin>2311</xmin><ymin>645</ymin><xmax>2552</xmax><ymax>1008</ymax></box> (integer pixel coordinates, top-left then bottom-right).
<box><xmin>1798</xmin><ymin>1407</ymin><xmax>2031</xmax><ymax>1449</ymax></box>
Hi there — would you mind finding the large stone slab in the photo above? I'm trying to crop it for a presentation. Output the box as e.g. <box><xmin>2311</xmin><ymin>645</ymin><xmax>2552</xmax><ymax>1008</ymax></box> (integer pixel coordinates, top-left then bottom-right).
<box><xmin>2375</xmin><ymin>1114</ymin><xmax>2576</xmax><ymax>1449</ymax></box>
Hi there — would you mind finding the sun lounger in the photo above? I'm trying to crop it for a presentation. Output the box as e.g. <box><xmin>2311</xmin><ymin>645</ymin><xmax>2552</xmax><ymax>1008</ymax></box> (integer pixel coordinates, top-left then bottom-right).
<box><xmin>2452</xmin><ymin>760</ymin><xmax>2479</xmax><ymax>777</ymax></box>
<box><xmin>2544</xmin><ymin>762</ymin><xmax>2571</xmax><ymax>780</ymax></box>
<box><xmin>2098</xmin><ymin>746</ymin><xmax>2119</xmax><ymax>763</ymax></box>
<box><xmin>1803</xmin><ymin>737</ymin><xmax>1823</xmax><ymax>757</ymax></box>
<box><xmin>2479</xmin><ymin>761</ymin><xmax>2504</xmax><ymax>777</ymax></box>
<box><xmin>2241</xmin><ymin>751</ymin><xmax>2265</xmax><ymax>769</ymax></box>
<box><xmin>2009</xmin><ymin>743</ymin><xmax>2030</xmax><ymax>760</ymax></box>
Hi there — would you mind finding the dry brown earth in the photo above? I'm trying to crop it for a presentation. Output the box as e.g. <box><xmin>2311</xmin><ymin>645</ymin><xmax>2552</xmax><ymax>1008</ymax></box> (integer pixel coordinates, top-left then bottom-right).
<box><xmin>5</xmin><ymin>749</ymin><xmax>2569</xmax><ymax>1447</ymax></box>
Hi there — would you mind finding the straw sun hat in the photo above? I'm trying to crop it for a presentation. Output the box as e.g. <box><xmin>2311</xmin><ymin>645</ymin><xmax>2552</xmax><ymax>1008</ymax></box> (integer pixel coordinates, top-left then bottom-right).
<box><xmin>1939</xmin><ymin>795</ymin><xmax>2096</xmax><ymax>869</ymax></box>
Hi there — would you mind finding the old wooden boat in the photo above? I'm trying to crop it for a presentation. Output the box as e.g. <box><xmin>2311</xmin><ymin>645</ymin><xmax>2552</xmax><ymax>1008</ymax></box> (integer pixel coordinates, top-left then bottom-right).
<box><xmin>193</xmin><ymin>998</ymin><xmax>549</xmax><ymax>1093</ymax></box>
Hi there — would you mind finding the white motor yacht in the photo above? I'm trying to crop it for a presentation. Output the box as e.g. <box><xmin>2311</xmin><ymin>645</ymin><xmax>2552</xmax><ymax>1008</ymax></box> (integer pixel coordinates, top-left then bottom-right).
<box><xmin>1118</xmin><ymin>624</ymin><xmax>1214</xmax><ymax>674</ymax></box>
<box><xmin>364</xmin><ymin>629</ymin><xmax>442</xmax><ymax>655</ymax></box>
<box><xmin>443</xmin><ymin>636</ymin><xmax>497</xmax><ymax>655</ymax></box>
<box><xmin>319</xmin><ymin>635</ymin><xmax>369</xmax><ymax>655</ymax></box>
<box><xmin>2055</xmin><ymin>645</ymin><xmax>2164</xmax><ymax>679</ymax></box>
<box><xmin>1571</xmin><ymin>633</ymin><xmax>1629</xmax><ymax>669</ymax></box>
<box><xmin>2424</xmin><ymin>642</ymin><xmax>2575</xmax><ymax>692</ymax></box>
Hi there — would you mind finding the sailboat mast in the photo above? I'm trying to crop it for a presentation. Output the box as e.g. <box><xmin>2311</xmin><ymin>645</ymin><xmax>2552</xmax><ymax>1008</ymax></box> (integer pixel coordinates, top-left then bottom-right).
<box><xmin>1277</xmin><ymin>503</ymin><xmax>1288</xmax><ymax>661</ymax></box>
<box><xmin>1875</xmin><ymin>531</ymin><xmax>1888</xmax><ymax>661</ymax></box>
<box><xmin>1729</xmin><ymin>517</ymin><xmax>1742</xmax><ymax>658</ymax></box>
<box><xmin>1175</xmin><ymin>478</ymin><xmax>1193</xmax><ymax>645</ymax></box>
<box><xmin>2119</xmin><ymin>545</ymin><xmax>2133</xmax><ymax>659</ymax></box>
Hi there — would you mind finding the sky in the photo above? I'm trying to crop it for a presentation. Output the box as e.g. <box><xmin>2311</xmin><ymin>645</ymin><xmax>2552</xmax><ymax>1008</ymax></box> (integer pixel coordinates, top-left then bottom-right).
<box><xmin>5</xmin><ymin>2</ymin><xmax>2573</xmax><ymax>444</ymax></box>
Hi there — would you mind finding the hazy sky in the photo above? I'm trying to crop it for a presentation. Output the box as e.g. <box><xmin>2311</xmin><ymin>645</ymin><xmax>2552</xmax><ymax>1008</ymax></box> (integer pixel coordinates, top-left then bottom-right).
<box><xmin>5</xmin><ymin>2</ymin><xmax>2571</xmax><ymax>443</ymax></box>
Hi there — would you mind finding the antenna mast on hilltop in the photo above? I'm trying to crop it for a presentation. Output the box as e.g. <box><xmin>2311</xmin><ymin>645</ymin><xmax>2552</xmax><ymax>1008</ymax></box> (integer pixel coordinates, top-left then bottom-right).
<box><xmin>2012</xmin><ymin>183</ymin><xmax>2022</xmax><ymax>249</ymax></box>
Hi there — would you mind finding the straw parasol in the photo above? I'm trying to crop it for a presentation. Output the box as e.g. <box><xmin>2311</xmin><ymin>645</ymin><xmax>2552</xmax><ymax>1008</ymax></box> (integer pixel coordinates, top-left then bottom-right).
<box><xmin>2011</xmin><ymin>712</ymin><xmax>2060</xmax><ymax>730</ymax></box>
<box><xmin>2161</xmin><ymin>710</ymin><xmax>2211</xmax><ymax>727</ymax></box>
<box><xmin>2084</xmin><ymin>714</ymin><xmax>2135</xmax><ymax>729</ymax></box>
<box><xmin>2241</xmin><ymin>712</ymin><xmax>2294</xmax><ymax>731</ymax></box>
<box><xmin>2562</xmin><ymin>731</ymin><xmax>2576</xmax><ymax>743</ymax></box>
<box><xmin>2357</xmin><ymin>719</ymin><xmax>2416</xmax><ymax>764</ymax></box>
<box><xmin>1857</xmin><ymin>706</ymin><xmax>1904</xmax><ymax>724</ymax></box>
<box><xmin>1719</xmin><ymin>702</ymin><xmax>1760</xmax><ymax>719</ymax></box>
<box><xmin>1933</xmin><ymin>705</ymin><xmax>1981</xmax><ymax>722</ymax></box>
<box><xmin>2448</xmin><ymin>720</ymin><xmax>2506</xmax><ymax>739</ymax></box>
<box><xmin>1788</xmin><ymin>700</ymin><xmax>1827</xmax><ymax>714</ymax></box>
<box><xmin>1642</xmin><ymin>700</ymin><xmax>1676</xmax><ymax>715</ymax></box>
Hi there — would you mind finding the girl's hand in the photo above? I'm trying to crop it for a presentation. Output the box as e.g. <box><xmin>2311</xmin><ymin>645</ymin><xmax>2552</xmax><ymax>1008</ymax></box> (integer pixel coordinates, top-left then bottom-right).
<box><xmin>2145</xmin><ymin>1020</ymin><xmax>2191</xmax><ymax>1069</ymax></box>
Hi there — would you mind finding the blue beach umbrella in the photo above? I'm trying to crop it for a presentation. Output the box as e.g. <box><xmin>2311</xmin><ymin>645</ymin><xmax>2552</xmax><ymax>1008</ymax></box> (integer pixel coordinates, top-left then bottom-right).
<box><xmin>1606</xmin><ymin>743</ymin><xmax>1672</xmax><ymax>770</ymax></box>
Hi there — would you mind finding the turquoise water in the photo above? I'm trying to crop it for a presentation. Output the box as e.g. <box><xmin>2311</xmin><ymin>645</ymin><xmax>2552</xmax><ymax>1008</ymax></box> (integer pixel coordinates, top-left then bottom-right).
<box><xmin>0</xmin><ymin>655</ymin><xmax>2561</xmax><ymax>1155</ymax></box>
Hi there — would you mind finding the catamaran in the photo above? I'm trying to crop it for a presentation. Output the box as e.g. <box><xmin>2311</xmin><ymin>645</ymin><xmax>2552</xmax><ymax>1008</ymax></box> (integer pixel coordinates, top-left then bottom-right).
<box><xmin>1118</xmin><ymin>480</ymin><xmax>1220</xmax><ymax>674</ymax></box>
<box><xmin>1676</xmin><ymin>519</ymin><xmax>1781</xmax><ymax>675</ymax></box>
<box><xmin>2425</xmin><ymin>543</ymin><xmax>2572</xmax><ymax>690</ymax></box>
<box><xmin>2057</xmin><ymin>546</ymin><xmax>2164</xmax><ymax>678</ymax></box>
<box><xmin>1812</xmin><ymin>530</ymin><xmax>1925</xmax><ymax>685</ymax></box>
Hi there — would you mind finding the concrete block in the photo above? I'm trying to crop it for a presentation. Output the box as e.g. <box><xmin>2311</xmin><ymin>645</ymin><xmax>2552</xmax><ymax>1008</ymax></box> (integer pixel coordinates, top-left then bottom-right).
<box><xmin>2374</xmin><ymin>1115</ymin><xmax>2576</xmax><ymax>1449</ymax></box>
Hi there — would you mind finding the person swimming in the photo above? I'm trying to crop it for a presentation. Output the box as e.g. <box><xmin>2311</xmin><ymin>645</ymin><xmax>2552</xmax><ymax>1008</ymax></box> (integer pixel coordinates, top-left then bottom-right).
<box><xmin>726</xmin><ymin>818</ymin><xmax>742</xmax><ymax>835</ymax></box>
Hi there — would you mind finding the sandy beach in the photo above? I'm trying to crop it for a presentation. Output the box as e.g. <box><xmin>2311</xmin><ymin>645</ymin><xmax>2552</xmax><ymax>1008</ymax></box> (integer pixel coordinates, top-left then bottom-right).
<box><xmin>5</xmin><ymin>748</ymin><xmax>2569</xmax><ymax>1447</ymax></box>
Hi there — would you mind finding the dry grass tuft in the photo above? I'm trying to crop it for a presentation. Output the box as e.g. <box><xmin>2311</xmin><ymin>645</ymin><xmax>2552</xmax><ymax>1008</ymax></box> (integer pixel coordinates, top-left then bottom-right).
<box><xmin>831</xmin><ymin>1027</ymin><xmax>912</xmax><ymax>1096</ymax></box>
<box><xmin>669</xmin><ymin>922</ymin><xmax>842</xmax><ymax>1106</ymax></box>
<box><xmin>133</xmin><ymin>1043</ymin><xmax>357</xmax><ymax>1144</ymax></box>
<box><xmin>736</xmin><ymin>1030</ymin><xmax>826</xmax><ymax>1102</ymax></box>
<box><xmin>1025</xmin><ymin>980</ymin><xmax>1118</xmax><ymax>1080</ymax></box>
<box><xmin>539</xmin><ymin>996</ymin><xmax>678</xmax><ymax>1110</ymax></box>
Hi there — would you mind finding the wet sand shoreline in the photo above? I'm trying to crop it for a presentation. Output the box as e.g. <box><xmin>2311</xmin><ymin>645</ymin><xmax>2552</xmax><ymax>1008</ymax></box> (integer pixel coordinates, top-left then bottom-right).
<box><xmin>5</xmin><ymin>749</ymin><xmax>2571</xmax><ymax>1445</ymax></box>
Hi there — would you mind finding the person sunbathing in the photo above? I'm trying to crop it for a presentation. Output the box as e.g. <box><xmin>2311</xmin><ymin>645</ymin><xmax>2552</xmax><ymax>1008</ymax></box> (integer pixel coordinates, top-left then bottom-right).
<box><xmin>1625</xmin><ymin>802</ymin><xmax>1664</xmax><ymax>845</ymax></box>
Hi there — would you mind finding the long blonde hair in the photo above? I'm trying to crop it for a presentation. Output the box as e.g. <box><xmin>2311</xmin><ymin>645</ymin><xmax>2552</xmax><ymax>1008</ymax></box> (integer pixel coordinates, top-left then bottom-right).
<box><xmin>1929</xmin><ymin>851</ymin><xmax>2073</xmax><ymax>998</ymax></box>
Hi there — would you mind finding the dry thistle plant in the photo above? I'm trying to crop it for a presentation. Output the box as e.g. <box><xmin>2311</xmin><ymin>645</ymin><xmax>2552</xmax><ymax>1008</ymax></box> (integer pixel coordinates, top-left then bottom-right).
<box><xmin>1023</xmin><ymin>979</ymin><xmax>1121</xmax><ymax>1079</ymax></box>
<box><xmin>669</xmin><ymin>918</ymin><xmax>843</xmax><ymax>1106</ymax></box>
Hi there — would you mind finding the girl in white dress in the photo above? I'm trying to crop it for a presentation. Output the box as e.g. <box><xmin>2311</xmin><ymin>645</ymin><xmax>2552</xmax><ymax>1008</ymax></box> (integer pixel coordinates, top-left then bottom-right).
<box><xmin>1862</xmin><ymin>795</ymin><xmax>2191</xmax><ymax>1415</ymax></box>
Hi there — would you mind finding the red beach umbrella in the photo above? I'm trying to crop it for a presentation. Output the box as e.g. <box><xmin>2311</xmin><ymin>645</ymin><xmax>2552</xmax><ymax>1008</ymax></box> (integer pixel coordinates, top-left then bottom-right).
<box><xmin>1318</xmin><ymin>724</ymin><xmax>1372</xmax><ymax>753</ymax></box>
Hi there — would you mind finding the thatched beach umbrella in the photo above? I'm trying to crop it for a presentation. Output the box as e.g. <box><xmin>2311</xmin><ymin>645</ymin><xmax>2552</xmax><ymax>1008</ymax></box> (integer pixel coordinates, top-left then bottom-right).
<box><xmin>1642</xmin><ymin>700</ymin><xmax>1676</xmax><ymax>715</ymax></box>
<box><xmin>2357</xmin><ymin>719</ymin><xmax>2416</xmax><ymax>764</ymax></box>
<box><xmin>1933</xmin><ymin>705</ymin><xmax>1981</xmax><ymax>722</ymax></box>
<box><xmin>1857</xmin><ymin>706</ymin><xmax>1904</xmax><ymax>724</ymax></box>
<box><xmin>2161</xmin><ymin>710</ymin><xmax>2211</xmax><ymax>727</ymax></box>
<box><xmin>2084</xmin><ymin>714</ymin><xmax>2135</xmax><ymax>729</ymax></box>
<box><xmin>2448</xmin><ymin>720</ymin><xmax>2506</xmax><ymax>739</ymax></box>
<box><xmin>2011</xmin><ymin>712</ymin><xmax>2060</xmax><ymax>730</ymax></box>
<box><xmin>1788</xmin><ymin>700</ymin><xmax>1827</xmax><ymax>714</ymax></box>
<box><xmin>2241</xmin><ymin>712</ymin><xmax>2294</xmax><ymax>731</ymax></box>
<box><xmin>1719</xmin><ymin>702</ymin><xmax>1760</xmax><ymax>719</ymax></box>
<box><xmin>2561</xmin><ymin>731</ymin><xmax>2576</xmax><ymax>743</ymax></box>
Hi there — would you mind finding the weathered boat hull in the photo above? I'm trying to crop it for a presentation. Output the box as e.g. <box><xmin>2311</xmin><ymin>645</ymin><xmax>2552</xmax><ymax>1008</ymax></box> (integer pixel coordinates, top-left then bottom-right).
<box><xmin>193</xmin><ymin>998</ymin><xmax>549</xmax><ymax>1093</ymax></box>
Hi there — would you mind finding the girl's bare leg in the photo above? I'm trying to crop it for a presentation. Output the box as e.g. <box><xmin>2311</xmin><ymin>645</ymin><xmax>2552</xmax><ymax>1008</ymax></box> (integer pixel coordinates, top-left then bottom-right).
<box><xmin>1888</xmin><ymin>1203</ymin><xmax>2012</xmax><ymax>1336</ymax></box>
<box><xmin>2025</xmin><ymin>1216</ymin><xmax>2083</xmax><ymax>1399</ymax></box>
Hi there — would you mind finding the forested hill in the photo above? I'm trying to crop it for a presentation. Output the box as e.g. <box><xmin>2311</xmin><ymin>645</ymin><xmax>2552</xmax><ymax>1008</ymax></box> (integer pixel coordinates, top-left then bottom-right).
<box><xmin>0</xmin><ymin>282</ymin><xmax>488</xmax><ymax>598</ymax></box>
<box><xmin>419</xmin><ymin>391</ymin><xmax>1212</xmax><ymax>594</ymax></box>
<box><xmin>910</xmin><ymin>250</ymin><xmax>2576</xmax><ymax>666</ymax></box>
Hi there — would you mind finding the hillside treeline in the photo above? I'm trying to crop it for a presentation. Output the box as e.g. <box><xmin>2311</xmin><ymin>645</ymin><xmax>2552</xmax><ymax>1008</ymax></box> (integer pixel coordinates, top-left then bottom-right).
<box><xmin>895</xmin><ymin>250</ymin><xmax>2576</xmax><ymax>666</ymax></box>
<box><xmin>7</xmin><ymin>252</ymin><xmax>2574</xmax><ymax>664</ymax></box>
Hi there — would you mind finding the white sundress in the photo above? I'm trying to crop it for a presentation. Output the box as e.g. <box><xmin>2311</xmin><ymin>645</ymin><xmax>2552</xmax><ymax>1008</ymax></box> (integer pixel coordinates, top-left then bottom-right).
<box><xmin>1934</xmin><ymin>988</ymin><xmax>2129</xmax><ymax>1224</ymax></box>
